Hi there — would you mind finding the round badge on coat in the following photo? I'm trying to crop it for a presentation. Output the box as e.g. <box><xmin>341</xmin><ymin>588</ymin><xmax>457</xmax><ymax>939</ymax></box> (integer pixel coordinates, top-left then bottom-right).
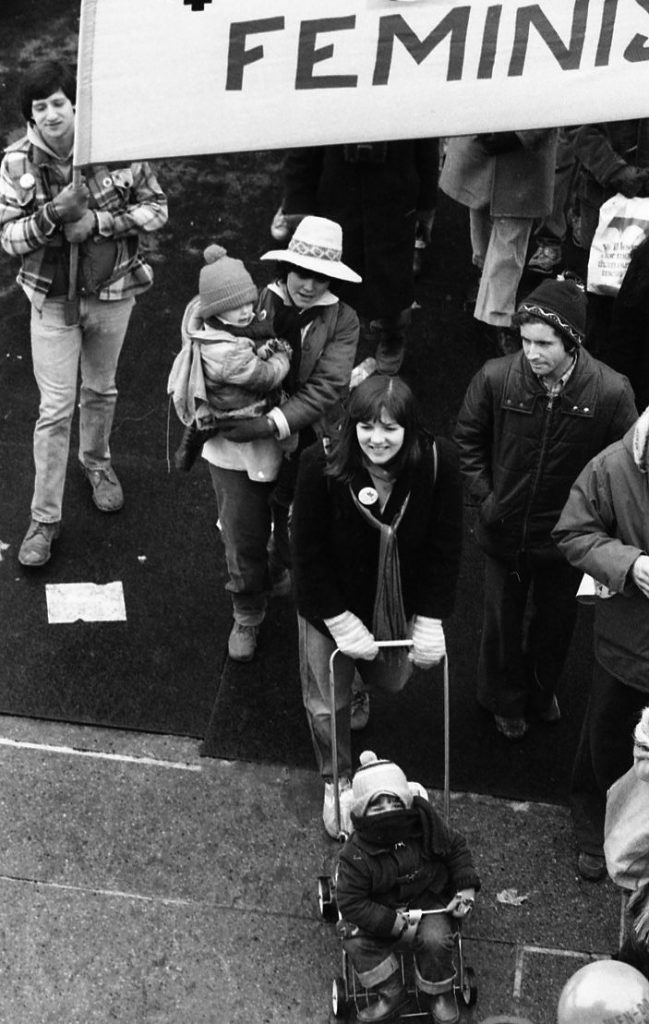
<box><xmin>103</xmin><ymin>176</ymin><xmax>112</xmax><ymax>188</ymax></box>
<box><xmin>358</xmin><ymin>486</ymin><xmax>378</xmax><ymax>506</ymax></box>
<box><xmin>19</xmin><ymin>173</ymin><xmax>35</xmax><ymax>189</ymax></box>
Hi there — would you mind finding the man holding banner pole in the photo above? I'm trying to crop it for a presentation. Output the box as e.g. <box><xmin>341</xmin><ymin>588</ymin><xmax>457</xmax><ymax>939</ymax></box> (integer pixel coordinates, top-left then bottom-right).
<box><xmin>0</xmin><ymin>60</ymin><xmax>168</xmax><ymax>568</ymax></box>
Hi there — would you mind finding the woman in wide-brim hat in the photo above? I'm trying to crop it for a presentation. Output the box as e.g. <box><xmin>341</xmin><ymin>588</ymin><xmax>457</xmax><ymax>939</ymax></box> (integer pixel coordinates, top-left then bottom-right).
<box><xmin>206</xmin><ymin>215</ymin><xmax>363</xmax><ymax>664</ymax></box>
<box><xmin>261</xmin><ymin>214</ymin><xmax>362</xmax><ymax>283</ymax></box>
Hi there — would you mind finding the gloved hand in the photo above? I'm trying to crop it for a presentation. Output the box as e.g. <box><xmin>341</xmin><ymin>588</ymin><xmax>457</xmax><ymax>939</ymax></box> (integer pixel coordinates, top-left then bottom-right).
<box><xmin>447</xmin><ymin>889</ymin><xmax>476</xmax><ymax>918</ymax></box>
<box><xmin>632</xmin><ymin>554</ymin><xmax>649</xmax><ymax>599</ymax></box>
<box><xmin>51</xmin><ymin>181</ymin><xmax>90</xmax><ymax>223</ymax></box>
<box><xmin>323</xmin><ymin>611</ymin><xmax>379</xmax><ymax>661</ymax></box>
<box><xmin>409</xmin><ymin>616</ymin><xmax>445</xmax><ymax>668</ymax></box>
<box><xmin>216</xmin><ymin>416</ymin><xmax>275</xmax><ymax>442</ymax></box>
<box><xmin>64</xmin><ymin>209</ymin><xmax>96</xmax><ymax>243</ymax></box>
<box><xmin>608</xmin><ymin>164</ymin><xmax>649</xmax><ymax>198</ymax></box>
<box><xmin>476</xmin><ymin>131</ymin><xmax>520</xmax><ymax>156</ymax></box>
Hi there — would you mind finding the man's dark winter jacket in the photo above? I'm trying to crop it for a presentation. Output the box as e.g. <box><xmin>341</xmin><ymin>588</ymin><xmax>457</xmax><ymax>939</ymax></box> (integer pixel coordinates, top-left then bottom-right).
<box><xmin>553</xmin><ymin>423</ymin><xmax>649</xmax><ymax>692</ymax></box>
<box><xmin>453</xmin><ymin>348</ymin><xmax>637</xmax><ymax>564</ymax></box>
<box><xmin>335</xmin><ymin>796</ymin><xmax>481</xmax><ymax>938</ymax></box>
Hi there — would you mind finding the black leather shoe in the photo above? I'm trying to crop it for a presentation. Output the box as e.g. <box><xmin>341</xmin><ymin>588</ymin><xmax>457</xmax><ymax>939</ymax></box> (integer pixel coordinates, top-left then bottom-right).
<box><xmin>578</xmin><ymin>851</ymin><xmax>607</xmax><ymax>881</ymax></box>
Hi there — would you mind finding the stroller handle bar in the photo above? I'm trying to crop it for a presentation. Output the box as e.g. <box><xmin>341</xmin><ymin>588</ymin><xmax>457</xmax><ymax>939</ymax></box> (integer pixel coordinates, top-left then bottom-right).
<box><xmin>328</xmin><ymin>641</ymin><xmax>450</xmax><ymax>839</ymax></box>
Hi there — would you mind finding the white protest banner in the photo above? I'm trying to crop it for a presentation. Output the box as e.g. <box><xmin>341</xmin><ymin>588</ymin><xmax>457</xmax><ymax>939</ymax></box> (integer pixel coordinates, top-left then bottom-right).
<box><xmin>74</xmin><ymin>0</ymin><xmax>649</xmax><ymax>165</ymax></box>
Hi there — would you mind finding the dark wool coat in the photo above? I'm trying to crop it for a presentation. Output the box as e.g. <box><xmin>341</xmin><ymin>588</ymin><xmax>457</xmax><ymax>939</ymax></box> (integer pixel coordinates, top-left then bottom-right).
<box><xmin>335</xmin><ymin>796</ymin><xmax>481</xmax><ymax>938</ymax></box>
<box><xmin>291</xmin><ymin>438</ymin><xmax>462</xmax><ymax>637</ymax></box>
<box><xmin>575</xmin><ymin>119</ymin><xmax>649</xmax><ymax>250</ymax></box>
<box><xmin>600</xmin><ymin>237</ymin><xmax>649</xmax><ymax>413</ymax></box>
<box><xmin>256</xmin><ymin>286</ymin><xmax>358</xmax><ymax>438</ymax></box>
<box><xmin>454</xmin><ymin>349</ymin><xmax>637</xmax><ymax>563</ymax></box>
<box><xmin>281</xmin><ymin>141</ymin><xmax>439</xmax><ymax>319</ymax></box>
<box><xmin>553</xmin><ymin>425</ymin><xmax>649</xmax><ymax>692</ymax></box>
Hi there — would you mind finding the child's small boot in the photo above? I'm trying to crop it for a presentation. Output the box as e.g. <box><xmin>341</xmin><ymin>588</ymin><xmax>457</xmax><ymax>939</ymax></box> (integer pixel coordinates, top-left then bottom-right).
<box><xmin>416</xmin><ymin>969</ymin><xmax>459</xmax><ymax>1024</ymax></box>
<box><xmin>430</xmin><ymin>991</ymin><xmax>459</xmax><ymax>1024</ymax></box>
<box><xmin>173</xmin><ymin>422</ymin><xmax>221</xmax><ymax>471</ymax></box>
<box><xmin>357</xmin><ymin>970</ymin><xmax>408</xmax><ymax>1022</ymax></box>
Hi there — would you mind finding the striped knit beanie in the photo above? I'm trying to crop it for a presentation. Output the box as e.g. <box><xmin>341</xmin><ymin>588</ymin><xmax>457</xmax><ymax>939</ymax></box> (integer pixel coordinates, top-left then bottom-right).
<box><xmin>517</xmin><ymin>277</ymin><xmax>586</xmax><ymax>348</ymax></box>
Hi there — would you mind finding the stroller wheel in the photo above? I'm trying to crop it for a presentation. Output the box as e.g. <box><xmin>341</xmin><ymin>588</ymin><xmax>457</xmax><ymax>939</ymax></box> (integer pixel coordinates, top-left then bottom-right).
<box><xmin>318</xmin><ymin>875</ymin><xmax>338</xmax><ymax>922</ymax></box>
<box><xmin>331</xmin><ymin>975</ymin><xmax>348</xmax><ymax>1018</ymax></box>
<box><xmin>459</xmin><ymin>964</ymin><xmax>478</xmax><ymax>1006</ymax></box>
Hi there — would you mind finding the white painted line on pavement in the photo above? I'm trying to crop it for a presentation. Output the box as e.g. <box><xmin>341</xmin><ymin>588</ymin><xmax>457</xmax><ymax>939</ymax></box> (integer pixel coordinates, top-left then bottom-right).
<box><xmin>0</xmin><ymin>736</ymin><xmax>202</xmax><ymax>771</ymax></box>
<box><xmin>0</xmin><ymin>873</ymin><xmax>196</xmax><ymax>906</ymax></box>
<box><xmin>513</xmin><ymin>943</ymin><xmax>605</xmax><ymax>999</ymax></box>
<box><xmin>45</xmin><ymin>580</ymin><xmax>127</xmax><ymax>623</ymax></box>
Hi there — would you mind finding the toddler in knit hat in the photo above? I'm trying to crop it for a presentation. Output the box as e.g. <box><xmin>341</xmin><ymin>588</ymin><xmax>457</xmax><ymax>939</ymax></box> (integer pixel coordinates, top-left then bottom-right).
<box><xmin>168</xmin><ymin>244</ymin><xmax>293</xmax><ymax>471</ymax></box>
<box><xmin>334</xmin><ymin>751</ymin><xmax>480</xmax><ymax>1024</ymax></box>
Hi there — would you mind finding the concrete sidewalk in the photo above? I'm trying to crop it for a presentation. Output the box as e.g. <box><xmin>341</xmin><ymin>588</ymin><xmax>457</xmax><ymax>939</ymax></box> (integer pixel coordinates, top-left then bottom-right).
<box><xmin>0</xmin><ymin>716</ymin><xmax>622</xmax><ymax>1024</ymax></box>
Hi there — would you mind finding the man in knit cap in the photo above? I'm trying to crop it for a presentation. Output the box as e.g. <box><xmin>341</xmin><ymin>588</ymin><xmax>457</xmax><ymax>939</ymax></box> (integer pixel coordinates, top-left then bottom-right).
<box><xmin>554</xmin><ymin>406</ymin><xmax>649</xmax><ymax>882</ymax></box>
<box><xmin>335</xmin><ymin>751</ymin><xmax>479</xmax><ymax>1024</ymax></box>
<box><xmin>455</xmin><ymin>279</ymin><xmax>637</xmax><ymax>760</ymax></box>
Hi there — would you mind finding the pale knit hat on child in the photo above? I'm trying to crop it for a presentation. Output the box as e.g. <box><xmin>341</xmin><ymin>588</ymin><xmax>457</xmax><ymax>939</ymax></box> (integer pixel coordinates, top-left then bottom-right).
<box><xmin>351</xmin><ymin>750</ymin><xmax>413</xmax><ymax>817</ymax></box>
<box><xmin>198</xmin><ymin>244</ymin><xmax>258</xmax><ymax>319</ymax></box>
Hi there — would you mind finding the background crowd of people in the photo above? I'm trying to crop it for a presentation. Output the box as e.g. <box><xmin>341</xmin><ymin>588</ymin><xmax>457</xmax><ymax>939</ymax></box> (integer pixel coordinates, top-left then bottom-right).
<box><xmin>3</xmin><ymin>56</ymin><xmax>649</xmax><ymax>1018</ymax></box>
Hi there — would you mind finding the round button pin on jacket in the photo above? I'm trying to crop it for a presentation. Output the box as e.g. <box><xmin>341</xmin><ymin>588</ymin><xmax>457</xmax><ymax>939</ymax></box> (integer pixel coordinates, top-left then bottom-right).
<box><xmin>359</xmin><ymin>486</ymin><xmax>378</xmax><ymax>506</ymax></box>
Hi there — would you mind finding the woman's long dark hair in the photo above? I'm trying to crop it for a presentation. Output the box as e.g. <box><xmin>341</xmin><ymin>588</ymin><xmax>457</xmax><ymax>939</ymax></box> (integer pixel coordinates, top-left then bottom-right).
<box><xmin>326</xmin><ymin>375</ymin><xmax>425</xmax><ymax>483</ymax></box>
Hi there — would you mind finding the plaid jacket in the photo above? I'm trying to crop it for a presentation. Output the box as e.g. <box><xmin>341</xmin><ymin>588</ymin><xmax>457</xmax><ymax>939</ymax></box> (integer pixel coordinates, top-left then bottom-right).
<box><xmin>0</xmin><ymin>131</ymin><xmax>168</xmax><ymax>310</ymax></box>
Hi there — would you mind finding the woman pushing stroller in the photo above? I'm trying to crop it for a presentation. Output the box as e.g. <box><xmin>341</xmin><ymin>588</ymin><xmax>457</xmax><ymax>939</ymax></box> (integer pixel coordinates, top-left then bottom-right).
<box><xmin>290</xmin><ymin>374</ymin><xmax>463</xmax><ymax>838</ymax></box>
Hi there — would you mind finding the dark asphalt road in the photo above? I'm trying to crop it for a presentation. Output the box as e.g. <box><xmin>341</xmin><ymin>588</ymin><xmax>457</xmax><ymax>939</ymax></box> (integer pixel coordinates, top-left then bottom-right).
<box><xmin>0</xmin><ymin>0</ymin><xmax>594</xmax><ymax>805</ymax></box>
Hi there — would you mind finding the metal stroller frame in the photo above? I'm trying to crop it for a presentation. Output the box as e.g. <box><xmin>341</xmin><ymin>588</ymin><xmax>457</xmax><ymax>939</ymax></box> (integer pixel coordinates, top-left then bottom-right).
<box><xmin>319</xmin><ymin>640</ymin><xmax>478</xmax><ymax>1021</ymax></box>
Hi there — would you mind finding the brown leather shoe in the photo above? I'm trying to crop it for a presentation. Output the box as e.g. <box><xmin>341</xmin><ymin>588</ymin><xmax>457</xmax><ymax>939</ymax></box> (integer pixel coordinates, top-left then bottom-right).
<box><xmin>84</xmin><ymin>466</ymin><xmax>124</xmax><ymax>512</ymax></box>
<box><xmin>18</xmin><ymin>520</ymin><xmax>61</xmax><ymax>568</ymax></box>
<box><xmin>357</xmin><ymin>973</ymin><xmax>408</xmax><ymax>1023</ymax></box>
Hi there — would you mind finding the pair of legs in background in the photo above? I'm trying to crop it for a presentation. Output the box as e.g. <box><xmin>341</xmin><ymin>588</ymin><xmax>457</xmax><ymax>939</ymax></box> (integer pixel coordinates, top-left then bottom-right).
<box><xmin>469</xmin><ymin>209</ymin><xmax>533</xmax><ymax>336</ymax></box>
<box><xmin>19</xmin><ymin>294</ymin><xmax>133</xmax><ymax>566</ymax></box>
<box><xmin>570</xmin><ymin>661</ymin><xmax>645</xmax><ymax>876</ymax></box>
<box><xmin>208</xmin><ymin>462</ymin><xmax>292</xmax><ymax>660</ymax></box>
<box><xmin>477</xmin><ymin>553</ymin><xmax>580</xmax><ymax>739</ymax></box>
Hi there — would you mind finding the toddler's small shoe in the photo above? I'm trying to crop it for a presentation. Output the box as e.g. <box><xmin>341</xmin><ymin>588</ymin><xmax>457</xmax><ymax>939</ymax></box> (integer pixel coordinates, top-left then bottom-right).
<box><xmin>83</xmin><ymin>465</ymin><xmax>124</xmax><ymax>512</ymax></box>
<box><xmin>323</xmin><ymin>777</ymin><xmax>352</xmax><ymax>839</ymax></box>
<box><xmin>18</xmin><ymin>519</ymin><xmax>61</xmax><ymax>568</ymax></box>
<box><xmin>494</xmin><ymin>714</ymin><xmax>528</xmax><ymax>741</ymax></box>
<box><xmin>431</xmin><ymin>992</ymin><xmax>459</xmax><ymax>1024</ymax></box>
<box><xmin>578</xmin><ymin>851</ymin><xmax>607</xmax><ymax>881</ymax></box>
<box><xmin>228</xmin><ymin>622</ymin><xmax>259</xmax><ymax>662</ymax></box>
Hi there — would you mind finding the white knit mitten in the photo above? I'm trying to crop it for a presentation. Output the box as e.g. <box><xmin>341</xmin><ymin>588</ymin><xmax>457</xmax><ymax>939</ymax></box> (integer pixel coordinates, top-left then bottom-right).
<box><xmin>409</xmin><ymin>616</ymin><xmax>445</xmax><ymax>668</ymax></box>
<box><xmin>324</xmin><ymin>611</ymin><xmax>379</xmax><ymax>661</ymax></box>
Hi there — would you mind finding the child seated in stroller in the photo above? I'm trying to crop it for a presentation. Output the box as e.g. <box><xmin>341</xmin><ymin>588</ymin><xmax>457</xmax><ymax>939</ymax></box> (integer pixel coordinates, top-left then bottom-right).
<box><xmin>335</xmin><ymin>751</ymin><xmax>480</xmax><ymax>1024</ymax></box>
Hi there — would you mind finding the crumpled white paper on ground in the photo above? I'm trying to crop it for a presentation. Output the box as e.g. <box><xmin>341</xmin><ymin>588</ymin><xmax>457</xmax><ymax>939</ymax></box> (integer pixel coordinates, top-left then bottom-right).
<box><xmin>45</xmin><ymin>581</ymin><xmax>126</xmax><ymax>623</ymax></box>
